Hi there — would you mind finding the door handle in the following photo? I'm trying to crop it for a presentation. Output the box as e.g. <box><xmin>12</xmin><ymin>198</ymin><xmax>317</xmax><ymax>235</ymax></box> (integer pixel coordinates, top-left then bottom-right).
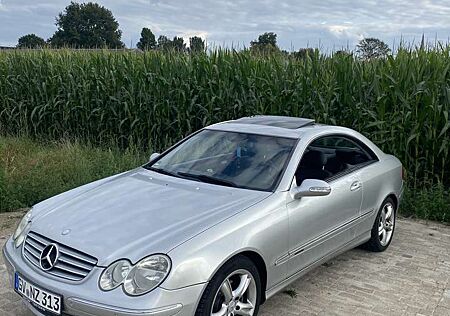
<box><xmin>350</xmin><ymin>181</ymin><xmax>361</xmax><ymax>191</ymax></box>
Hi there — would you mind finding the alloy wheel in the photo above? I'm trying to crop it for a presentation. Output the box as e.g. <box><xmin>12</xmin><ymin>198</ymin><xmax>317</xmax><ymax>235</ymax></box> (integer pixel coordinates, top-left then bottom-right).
<box><xmin>211</xmin><ymin>269</ymin><xmax>257</xmax><ymax>316</ymax></box>
<box><xmin>378</xmin><ymin>202</ymin><xmax>395</xmax><ymax>246</ymax></box>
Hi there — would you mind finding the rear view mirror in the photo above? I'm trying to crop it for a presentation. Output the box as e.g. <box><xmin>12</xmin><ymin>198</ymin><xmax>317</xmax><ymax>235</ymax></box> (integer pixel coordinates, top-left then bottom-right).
<box><xmin>149</xmin><ymin>152</ymin><xmax>160</xmax><ymax>162</ymax></box>
<box><xmin>292</xmin><ymin>179</ymin><xmax>331</xmax><ymax>199</ymax></box>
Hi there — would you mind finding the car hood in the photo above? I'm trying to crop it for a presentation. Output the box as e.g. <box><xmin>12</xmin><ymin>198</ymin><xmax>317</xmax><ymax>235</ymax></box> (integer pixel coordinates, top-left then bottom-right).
<box><xmin>31</xmin><ymin>168</ymin><xmax>270</xmax><ymax>266</ymax></box>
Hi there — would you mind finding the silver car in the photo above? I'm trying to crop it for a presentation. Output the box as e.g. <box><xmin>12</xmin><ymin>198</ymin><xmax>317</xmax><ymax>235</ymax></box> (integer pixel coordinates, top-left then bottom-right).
<box><xmin>3</xmin><ymin>116</ymin><xmax>404</xmax><ymax>316</ymax></box>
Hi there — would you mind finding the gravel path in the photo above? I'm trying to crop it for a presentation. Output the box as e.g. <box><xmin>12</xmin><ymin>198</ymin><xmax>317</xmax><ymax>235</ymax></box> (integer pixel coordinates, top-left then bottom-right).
<box><xmin>1</xmin><ymin>211</ymin><xmax>449</xmax><ymax>316</ymax></box>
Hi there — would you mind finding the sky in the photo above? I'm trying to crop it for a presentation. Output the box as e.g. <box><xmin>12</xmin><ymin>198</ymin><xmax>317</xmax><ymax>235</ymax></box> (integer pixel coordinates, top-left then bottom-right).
<box><xmin>1</xmin><ymin>0</ymin><xmax>450</xmax><ymax>51</ymax></box>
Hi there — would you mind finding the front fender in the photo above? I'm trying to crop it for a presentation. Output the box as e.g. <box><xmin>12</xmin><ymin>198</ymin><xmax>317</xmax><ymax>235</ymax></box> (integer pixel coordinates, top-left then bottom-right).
<box><xmin>163</xmin><ymin>193</ymin><xmax>289</xmax><ymax>291</ymax></box>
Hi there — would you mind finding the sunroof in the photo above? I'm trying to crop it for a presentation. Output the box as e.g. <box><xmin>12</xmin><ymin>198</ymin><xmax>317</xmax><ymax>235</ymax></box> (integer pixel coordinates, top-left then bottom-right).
<box><xmin>233</xmin><ymin>116</ymin><xmax>315</xmax><ymax>129</ymax></box>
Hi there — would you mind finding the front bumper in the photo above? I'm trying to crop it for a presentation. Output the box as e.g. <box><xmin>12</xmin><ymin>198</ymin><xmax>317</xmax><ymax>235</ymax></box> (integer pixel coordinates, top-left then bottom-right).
<box><xmin>2</xmin><ymin>238</ymin><xmax>205</xmax><ymax>316</ymax></box>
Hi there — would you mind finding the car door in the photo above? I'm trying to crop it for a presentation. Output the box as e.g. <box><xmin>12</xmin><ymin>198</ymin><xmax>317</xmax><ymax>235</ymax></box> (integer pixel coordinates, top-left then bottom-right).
<box><xmin>286</xmin><ymin>136</ymin><xmax>363</xmax><ymax>277</ymax></box>
<box><xmin>286</xmin><ymin>175</ymin><xmax>362</xmax><ymax>276</ymax></box>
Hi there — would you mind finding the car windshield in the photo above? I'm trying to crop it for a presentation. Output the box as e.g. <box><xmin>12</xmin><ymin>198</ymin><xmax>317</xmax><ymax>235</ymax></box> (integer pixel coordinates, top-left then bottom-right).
<box><xmin>145</xmin><ymin>129</ymin><xmax>297</xmax><ymax>191</ymax></box>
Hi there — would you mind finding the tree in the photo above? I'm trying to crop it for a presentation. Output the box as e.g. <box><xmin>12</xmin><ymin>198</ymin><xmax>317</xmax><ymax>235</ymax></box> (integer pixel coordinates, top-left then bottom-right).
<box><xmin>156</xmin><ymin>35</ymin><xmax>187</xmax><ymax>52</ymax></box>
<box><xmin>252</xmin><ymin>32</ymin><xmax>277</xmax><ymax>46</ymax></box>
<box><xmin>157</xmin><ymin>35</ymin><xmax>172</xmax><ymax>50</ymax></box>
<box><xmin>17</xmin><ymin>34</ymin><xmax>46</xmax><ymax>48</ymax></box>
<box><xmin>356</xmin><ymin>38</ymin><xmax>391</xmax><ymax>60</ymax></box>
<box><xmin>250</xmin><ymin>32</ymin><xmax>279</xmax><ymax>53</ymax></box>
<box><xmin>334</xmin><ymin>50</ymin><xmax>352</xmax><ymax>58</ymax></box>
<box><xmin>137</xmin><ymin>28</ymin><xmax>156</xmax><ymax>50</ymax></box>
<box><xmin>189</xmin><ymin>36</ymin><xmax>205</xmax><ymax>53</ymax></box>
<box><xmin>172</xmin><ymin>36</ymin><xmax>186</xmax><ymax>52</ymax></box>
<box><xmin>49</xmin><ymin>2</ymin><xmax>124</xmax><ymax>48</ymax></box>
<box><xmin>292</xmin><ymin>48</ymin><xmax>315</xmax><ymax>59</ymax></box>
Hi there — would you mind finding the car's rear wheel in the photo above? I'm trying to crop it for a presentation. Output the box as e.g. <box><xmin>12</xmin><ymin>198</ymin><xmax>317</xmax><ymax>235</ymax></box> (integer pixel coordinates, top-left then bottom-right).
<box><xmin>364</xmin><ymin>197</ymin><xmax>396</xmax><ymax>252</ymax></box>
<box><xmin>195</xmin><ymin>255</ymin><xmax>262</xmax><ymax>316</ymax></box>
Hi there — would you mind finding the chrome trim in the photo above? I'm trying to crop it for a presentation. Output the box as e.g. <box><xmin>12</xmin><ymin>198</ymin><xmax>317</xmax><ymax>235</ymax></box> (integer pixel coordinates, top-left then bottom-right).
<box><xmin>291</xmin><ymin>248</ymin><xmax>305</xmax><ymax>256</ymax></box>
<box><xmin>267</xmin><ymin>232</ymin><xmax>370</xmax><ymax>299</ymax></box>
<box><xmin>27</xmin><ymin>233</ymin><xmax>47</xmax><ymax>246</ymax></box>
<box><xmin>275</xmin><ymin>209</ymin><xmax>375</xmax><ymax>266</ymax></box>
<box><xmin>23</xmin><ymin>231</ymin><xmax>98</xmax><ymax>281</ymax></box>
<box><xmin>55</xmin><ymin>262</ymin><xmax>88</xmax><ymax>276</ymax></box>
<box><xmin>68</xmin><ymin>297</ymin><xmax>183</xmax><ymax>316</ymax></box>
<box><xmin>24</xmin><ymin>244</ymin><xmax>40</xmax><ymax>259</ymax></box>
<box><xmin>59</xmin><ymin>247</ymin><xmax>98</xmax><ymax>265</ymax></box>
<box><xmin>26</xmin><ymin>238</ymin><xmax>44</xmax><ymax>252</ymax></box>
<box><xmin>288</xmin><ymin>213</ymin><xmax>363</xmax><ymax>258</ymax></box>
<box><xmin>274</xmin><ymin>253</ymin><xmax>290</xmax><ymax>266</ymax></box>
<box><xmin>58</xmin><ymin>256</ymin><xmax>92</xmax><ymax>271</ymax></box>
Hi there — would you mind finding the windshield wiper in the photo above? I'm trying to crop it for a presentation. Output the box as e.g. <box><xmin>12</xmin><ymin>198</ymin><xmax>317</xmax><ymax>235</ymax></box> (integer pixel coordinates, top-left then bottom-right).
<box><xmin>177</xmin><ymin>172</ymin><xmax>237</xmax><ymax>188</ymax></box>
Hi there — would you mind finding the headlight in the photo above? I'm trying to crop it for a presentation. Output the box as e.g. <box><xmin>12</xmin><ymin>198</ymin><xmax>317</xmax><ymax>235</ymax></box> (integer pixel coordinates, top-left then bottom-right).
<box><xmin>99</xmin><ymin>260</ymin><xmax>132</xmax><ymax>291</ymax></box>
<box><xmin>13</xmin><ymin>210</ymin><xmax>32</xmax><ymax>248</ymax></box>
<box><xmin>123</xmin><ymin>255</ymin><xmax>171</xmax><ymax>296</ymax></box>
<box><xmin>99</xmin><ymin>254</ymin><xmax>171</xmax><ymax>296</ymax></box>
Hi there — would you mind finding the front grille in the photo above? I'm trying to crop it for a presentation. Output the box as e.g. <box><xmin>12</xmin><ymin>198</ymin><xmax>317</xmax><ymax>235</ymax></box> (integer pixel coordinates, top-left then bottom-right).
<box><xmin>23</xmin><ymin>231</ymin><xmax>98</xmax><ymax>281</ymax></box>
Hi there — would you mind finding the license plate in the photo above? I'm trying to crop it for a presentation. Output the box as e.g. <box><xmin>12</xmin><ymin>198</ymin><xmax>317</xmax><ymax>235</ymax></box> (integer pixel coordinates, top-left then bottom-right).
<box><xmin>14</xmin><ymin>273</ymin><xmax>62</xmax><ymax>315</ymax></box>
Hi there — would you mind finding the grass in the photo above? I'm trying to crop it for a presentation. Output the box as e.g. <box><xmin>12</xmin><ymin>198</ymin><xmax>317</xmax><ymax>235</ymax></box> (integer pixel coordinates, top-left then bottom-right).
<box><xmin>401</xmin><ymin>184</ymin><xmax>450</xmax><ymax>223</ymax></box>
<box><xmin>0</xmin><ymin>136</ymin><xmax>448</xmax><ymax>222</ymax></box>
<box><xmin>0</xmin><ymin>136</ymin><xmax>147</xmax><ymax>211</ymax></box>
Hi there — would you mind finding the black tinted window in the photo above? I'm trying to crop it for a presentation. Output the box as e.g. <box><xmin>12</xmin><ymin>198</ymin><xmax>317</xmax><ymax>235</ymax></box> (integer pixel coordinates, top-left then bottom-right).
<box><xmin>295</xmin><ymin>135</ymin><xmax>376</xmax><ymax>184</ymax></box>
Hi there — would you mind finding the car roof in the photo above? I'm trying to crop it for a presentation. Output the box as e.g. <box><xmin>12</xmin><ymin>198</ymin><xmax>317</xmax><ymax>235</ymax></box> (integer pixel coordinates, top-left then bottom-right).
<box><xmin>233</xmin><ymin>116</ymin><xmax>315</xmax><ymax>129</ymax></box>
<box><xmin>205</xmin><ymin>115</ymin><xmax>385</xmax><ymax>156</ymax></box>
<box><xmin>206</xmin><ymin>115</ymin><xmax>320</xmax><ymax>138</ymax></box>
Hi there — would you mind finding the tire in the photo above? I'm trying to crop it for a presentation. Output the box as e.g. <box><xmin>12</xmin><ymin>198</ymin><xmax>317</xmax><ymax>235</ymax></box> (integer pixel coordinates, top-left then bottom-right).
<box><xmin>195</xmin><ymin>255</ymin><xmax>262</xmax><ymax>316</ymax></box>
<box><xmin>363</xmin><ymin>197</ymin><xmax>396</xmax><ymax>252</ymax></box>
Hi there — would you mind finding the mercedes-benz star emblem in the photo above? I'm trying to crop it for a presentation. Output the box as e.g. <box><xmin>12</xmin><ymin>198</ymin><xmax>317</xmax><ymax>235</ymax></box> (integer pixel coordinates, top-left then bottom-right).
<box><xmin>39</xmin><ymin>243</ymin><xmax>59</xmax><ymax>271</ymax></box>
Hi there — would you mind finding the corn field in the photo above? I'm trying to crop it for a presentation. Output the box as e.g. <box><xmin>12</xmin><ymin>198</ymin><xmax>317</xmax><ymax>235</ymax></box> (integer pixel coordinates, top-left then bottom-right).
<box><xmin>0</xmin><ymin>48</ymin><xmax>449</xmax><ymax>191</ymax></box>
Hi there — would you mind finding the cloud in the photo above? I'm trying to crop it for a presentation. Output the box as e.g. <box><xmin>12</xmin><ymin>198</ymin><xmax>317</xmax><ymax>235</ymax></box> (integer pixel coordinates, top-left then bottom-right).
<box><xmin>327</xmin><ymin>25</ymin><xmax>357</xmax><ymax>38</ymax></box>
<box><xmin>0</xmin><ymin>0</ymin><xmax>449</xmax><ymax>50</ymax></box>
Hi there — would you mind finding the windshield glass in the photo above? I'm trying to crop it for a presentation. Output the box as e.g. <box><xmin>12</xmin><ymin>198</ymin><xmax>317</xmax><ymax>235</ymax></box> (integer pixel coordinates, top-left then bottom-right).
<box><xmin>145</xmin><ymin>130</ymin><xmax>297</xmax><ymax>191</ymax></box>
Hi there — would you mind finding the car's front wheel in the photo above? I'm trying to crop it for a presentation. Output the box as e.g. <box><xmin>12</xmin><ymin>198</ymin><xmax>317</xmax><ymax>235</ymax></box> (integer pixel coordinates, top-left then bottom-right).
<box><xmin>195</xmin><ymin>255</ymin><xmax>262</xmax><ymax>316</ymax></box>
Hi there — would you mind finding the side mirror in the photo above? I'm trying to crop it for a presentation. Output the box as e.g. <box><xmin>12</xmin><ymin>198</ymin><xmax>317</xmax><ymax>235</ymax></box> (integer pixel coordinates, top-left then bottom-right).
<box><xmin>291</xmin><ymin>179</ymin><xmax>331</xmax><ymax>199</ymax></box>
<box><xmin>149</xmin><ymin>152</ymin><xmax>160</xmax><ymax>162</ymax></box>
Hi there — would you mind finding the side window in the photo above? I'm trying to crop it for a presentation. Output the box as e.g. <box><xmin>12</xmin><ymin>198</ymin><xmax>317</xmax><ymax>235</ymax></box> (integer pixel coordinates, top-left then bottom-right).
<box><xmin>295</xmin><ymin>135</ymin><xmax>376</xmax><ymax>185</ymax></box>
